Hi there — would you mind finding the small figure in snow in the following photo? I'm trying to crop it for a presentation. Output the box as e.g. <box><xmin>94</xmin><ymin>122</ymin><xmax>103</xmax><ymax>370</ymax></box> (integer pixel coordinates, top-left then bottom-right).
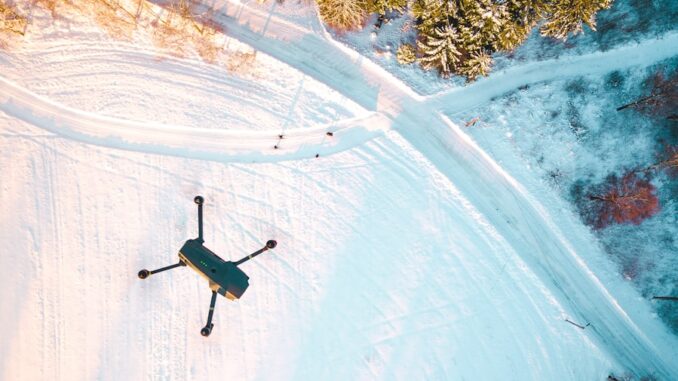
<box><xmin>326</xmin><ymin>132</ymin><xmax>334</xmax><ymax>137</ymax></box>
<box><xmin>315</xmin><ymin>154</ymin><xmax>319</xmax><ymax>158</ymax></box>
<box><xmin>274</xmin><ymin>145</ymin><xmax>279</xmax><ymax>150</ymax></box>
<box><xmin>374</xmin><ymin>14</ymin><xmax>385</xmax><ymax>30</ymax></box>
<box><xmin>465</xmin><ymin>117</ymin><xmax>480</xmax><ymax>127</ymax></box>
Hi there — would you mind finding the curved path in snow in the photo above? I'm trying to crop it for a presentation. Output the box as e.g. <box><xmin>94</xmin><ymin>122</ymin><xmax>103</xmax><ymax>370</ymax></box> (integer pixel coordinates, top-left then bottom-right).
<box><xmin>2</xmin><ymin>15</ymin><xmax>677</xmax><ymax>162</ymax></box>
<box><xmin>0</xmin><ymin>76</ymin><xmax>389</xmax><ymax>162</ymax></box>
<box><xmin>428</xmin><ymin>32</ymin><xmax>678</xmax><ymax>113</ymax></box>
<box><xmin>2</xmin><ymin>1</ymin><xmax>678</xmax><ymax>378</ymax></box>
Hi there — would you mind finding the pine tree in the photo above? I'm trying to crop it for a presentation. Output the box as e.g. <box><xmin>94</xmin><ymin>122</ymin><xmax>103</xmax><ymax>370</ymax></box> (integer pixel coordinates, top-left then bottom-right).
<box><xmin>458</xmin><ymin>50</ymin><xmax>492</xmax><ymax>80</ymax></box>
<box><xmin>541</xmin><ymin>0</ymin><xmax>612</xmax><ymax>40</ymax></box>
<box><xmin>471</xmin><ymin>0</ymin><xmax>507</xmax><ymax>50</ymax></box>
<box><xmin>455</xmin><ymin>0</ymin><xmax>489</xmax><ymax>49</ymax></box>
<box><xmin>367</xmin><ymin>0</ymin><xmax>407</xmax><ymax>16</ymax></box>
<box><xmin>412</xmin><ymin>0</ymin><xmax>449</xmax><ymax>34</ymax></box>
<box><xmin>408</xmin><ymin>0</ymin><xmax>611</xmax><ymax>78</ymax></box>
<box><xmin>451</xmin><ymin>0</ymin><xmax>505</xmax><ymax>59</ymax></box>
<box><xmin>417</xmin><ymin>25</ymin><xmax>461</xmax><ymax>77</ymax></box>
<box><xmin>497</xmin><ymin>0</ymin><xmax>547</xmax><ymax>50</ymax></box>
<box><xmin>496</xmin><ymin>21</ymin><xmax>530</xmax><ymax>50</ymax></box>
<box><xmin>505</xmin><ymin>0</ymin><xmax>549</xmax><ymax>28</ymax></box>
<box><xmin>316</xmin><ymin>0</ymin><xmax>367</xmax><ymax>30</ymax></box>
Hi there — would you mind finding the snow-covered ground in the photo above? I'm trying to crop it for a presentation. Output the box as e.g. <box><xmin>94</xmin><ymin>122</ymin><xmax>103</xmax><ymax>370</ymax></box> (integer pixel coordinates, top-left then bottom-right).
<box><xmin>452</xmin><ymin>56</ymin><xmax>678</xmax><ymax>335</ymax></box>
<box><xmin>1</xmin><ymin>1</ymin><xmax>677</xmax><ymax>380</ymax></box>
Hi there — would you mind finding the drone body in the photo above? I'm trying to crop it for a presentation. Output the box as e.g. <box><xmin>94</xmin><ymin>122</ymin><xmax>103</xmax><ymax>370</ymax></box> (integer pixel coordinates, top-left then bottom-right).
<box><xmin>178</xmin><ymin>239</ymin><xmax>249</xmax><ymax>300</ymax></box>
<box><xmin>138</xmin><ymin>196</ymin><xmax>277</xmax><ymax>336</ymax></box>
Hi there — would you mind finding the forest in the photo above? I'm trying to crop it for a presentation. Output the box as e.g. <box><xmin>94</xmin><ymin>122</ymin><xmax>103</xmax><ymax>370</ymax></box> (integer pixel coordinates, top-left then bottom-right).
<box><xmin>317</xmin><ymin>0</ymin><xmax>612</xmax><ymax>79</ymax></box>
<box><xmin>3</xmin><ymin>0</ymin><xmax>612</xmax><ymax>79</ymax></box>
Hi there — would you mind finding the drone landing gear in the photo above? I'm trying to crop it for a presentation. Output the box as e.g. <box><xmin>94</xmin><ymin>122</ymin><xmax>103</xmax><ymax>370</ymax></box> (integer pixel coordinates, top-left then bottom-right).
<box><xmin>138</xmin><ymin>261</ymin><xmax>186</xmax><ymax>279</ymax></box>
<box><xmin>201</xmin><ymin>291</ymin><xmax>218</xmax><ymax>337</ymax></box>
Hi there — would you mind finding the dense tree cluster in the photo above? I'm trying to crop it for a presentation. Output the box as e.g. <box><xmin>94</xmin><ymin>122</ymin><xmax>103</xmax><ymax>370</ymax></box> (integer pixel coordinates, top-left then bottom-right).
<box><xmin>316</xmin><ymin>0</ymin><xmax>612</xmax><ymax>79</ymax></box>
<box><xmin>413</xmin><ymin>0</ymin><xmax>612</xmax><ymax>79</ymax></box>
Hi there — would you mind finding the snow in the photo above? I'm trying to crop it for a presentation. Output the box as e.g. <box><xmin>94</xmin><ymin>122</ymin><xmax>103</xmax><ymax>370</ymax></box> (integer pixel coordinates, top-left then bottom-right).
<box><xmin>1</xmin><ymin>114</ymin><xmax>620</xmax><ymax>380</ymax></box>
<box><xmin>1</xmin><ymin>0</ymin><xmax>678</xmax><ymax>380</ymax></box>
<box><xmin>455</xmin><ymin>56</ymin><xmax>678</xmax><ymax>335</ymax></box>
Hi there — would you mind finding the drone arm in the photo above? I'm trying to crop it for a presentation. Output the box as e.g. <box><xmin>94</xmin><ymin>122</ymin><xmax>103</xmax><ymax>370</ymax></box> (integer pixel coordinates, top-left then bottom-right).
<box><xmin>234</xmin><ymin>240</ymin><xmax>277</xmax><ymax>266</ymax></box>
<box><xmin>151</xmin><ymin>262</ymin><xmax>184</xmax><ymax>274</ymax></box>
<box><xmin>201</xmin><ymin>291</ymin><xmax>218</xmax><ymax>337</ymax></box>
<box><xmin>195</xmin><ymin>196</ymin><xmax>204</xmax><ymax>243</ymax></box>
<box><xmin>234</xmin><ymin>247</ymin><xmax>267</xmax><ymax>266</ymax></box>
<box><xmin>197</xmin><ymin>200</ymin><xmax>204</xmax><ymax>242</ymax></box>
<box><xmin>138</xmin><ymin>261</ymin><xmax>185</xmax><ymax>279</ymax></box>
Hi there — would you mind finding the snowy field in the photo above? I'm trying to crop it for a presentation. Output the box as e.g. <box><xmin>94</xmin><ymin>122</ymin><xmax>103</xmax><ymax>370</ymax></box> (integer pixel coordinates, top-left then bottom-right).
<box><xmin>1</xmin><ymin>1</ymin><xmax>678</xmax><ymax>380</ymax></box>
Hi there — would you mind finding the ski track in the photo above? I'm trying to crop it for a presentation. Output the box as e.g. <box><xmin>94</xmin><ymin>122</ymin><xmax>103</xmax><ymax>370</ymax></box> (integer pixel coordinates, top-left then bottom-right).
<box><xmin>2</xmin><ymin>0</ymin><xmax>678</xmax><ymax>379</ymax></box>
<box><xmin>0</xmin><ymin>75</ymin><xmax>390</xmax><ymax>162</ymax></box>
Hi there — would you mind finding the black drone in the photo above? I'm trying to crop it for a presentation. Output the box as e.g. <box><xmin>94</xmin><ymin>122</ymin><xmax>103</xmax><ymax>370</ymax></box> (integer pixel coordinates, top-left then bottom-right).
<box><xmin>138</xmin><ymin>195</ymin><xmax>277</xmax><ymax>337</ymax></box>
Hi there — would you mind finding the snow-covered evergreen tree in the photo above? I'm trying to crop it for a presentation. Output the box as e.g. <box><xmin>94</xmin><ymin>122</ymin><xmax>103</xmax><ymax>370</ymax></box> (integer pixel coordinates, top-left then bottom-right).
<box><xmin>458</xmin><ymin>50</ymin><xmax>492</xmax><ymax>80</ymax></box>
<box><xmin>417</xmin><ymin>25</ymin><xmax>461</xmax><ymax>77</ymax></box>
<box><xmin>495</xmin><ymin>0</ymin><xmax>547</xmax><ymax>50</ymax></box>
<box><xmin>367</xmin><ymin>0</ymin><xmax>407</xmax><ymax>16</ymax></box>
<box><xmin>388</xmin><ymin>0</ymin><xmax>612</xmax><ymax>78</ymax></box>
<box><xmin>541</xmin><ymin>0</ymin><xmax>612</xmax><ymax>40</ymax></box>
<box><xmin>411</xmin><ymin>0</ymin><xmax>449</xmax><ymax>34</ymax></box>
<box><xmin>505</xmin><ymin>0</ymin><xmax>549</xmax><ymax>27</ymax></box>
<box><xmin>458</xmin><ymin>0</ymin><xmax>506</xmax><ymax>50</ymax></box>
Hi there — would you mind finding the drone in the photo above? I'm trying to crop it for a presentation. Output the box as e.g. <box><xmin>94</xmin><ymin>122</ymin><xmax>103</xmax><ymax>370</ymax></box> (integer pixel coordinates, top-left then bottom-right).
<box><xmin>138</xmin><ymin>195</ymin><xmax>277</xmax><ymax>337</ymax></box>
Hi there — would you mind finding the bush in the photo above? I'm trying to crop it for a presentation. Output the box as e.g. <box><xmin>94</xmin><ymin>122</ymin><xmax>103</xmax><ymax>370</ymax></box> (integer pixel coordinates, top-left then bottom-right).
<box><xmin>589</xmin><ymin>172</ymin><xmax>660</xmax><ymax>229</ymax></box>
<box><xmin>617</xmin><ymin>70</ymin><xmax>678</xmax><ymax>121</ymax></box>
<box><xmin>652</xmin><ymin>145</ymin><xmax>678</xmax><ymax>178</ymax></box>
<box><xmin>396</xmin><ymin>43</ymin><xmax>416</xmax><ymax>65</ymax></box>
<box><xmin>316</xmin><ymin>0</ymin><xmax>367</xmax><ymax>31</ymax></box>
